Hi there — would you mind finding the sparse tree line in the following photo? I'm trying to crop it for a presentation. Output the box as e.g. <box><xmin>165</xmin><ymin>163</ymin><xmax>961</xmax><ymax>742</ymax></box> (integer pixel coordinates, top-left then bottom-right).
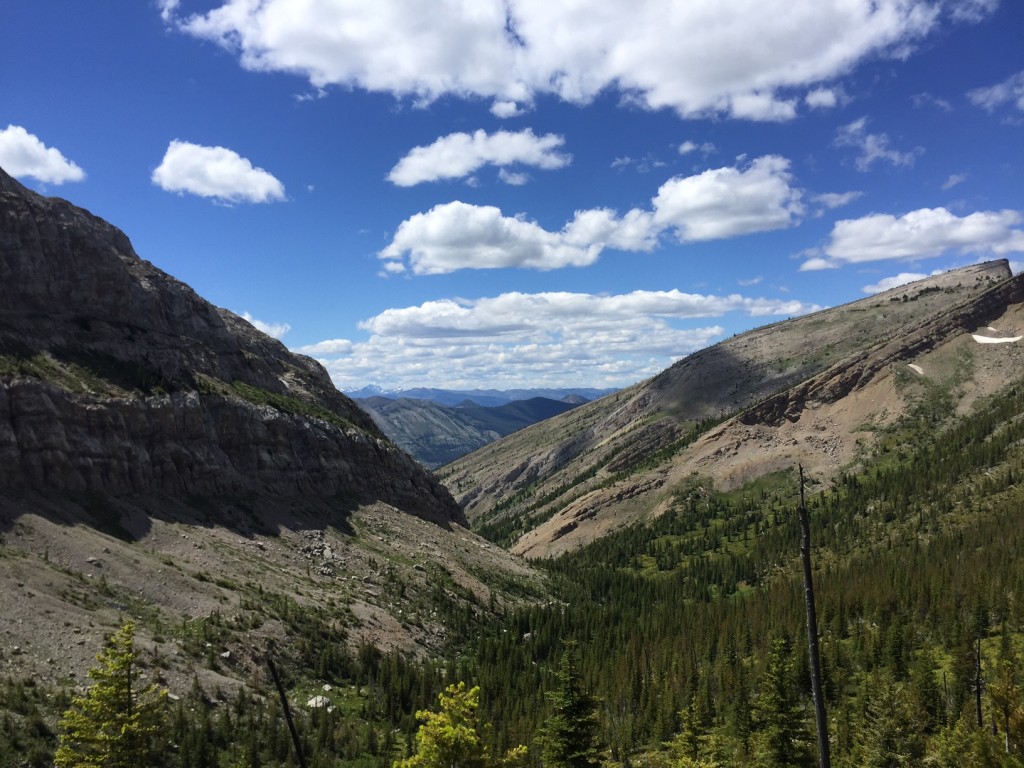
<box><xmin>4</xmin><ymin>383</ymin><xmax>1024</xmax><ymax>767</ymax></box>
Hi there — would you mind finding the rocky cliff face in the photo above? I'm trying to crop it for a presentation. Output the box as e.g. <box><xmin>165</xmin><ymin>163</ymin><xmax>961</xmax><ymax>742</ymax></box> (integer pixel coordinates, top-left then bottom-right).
<box><xmin>740</xmin><ymin>266</ymin><xmax>1024</xmax><ymax>428</ymax></box>
<box><xmin>0</xmin><ymin>167</ymin><xmax>463</xmax><ymax>526</ymax></box>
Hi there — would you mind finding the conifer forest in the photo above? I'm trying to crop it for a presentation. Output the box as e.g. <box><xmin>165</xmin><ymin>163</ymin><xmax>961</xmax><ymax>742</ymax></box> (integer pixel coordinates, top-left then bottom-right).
<box><xmin>5</xmin><ymin>382</ymin><xmax>1024</xmax><ymax>767</ymax></box>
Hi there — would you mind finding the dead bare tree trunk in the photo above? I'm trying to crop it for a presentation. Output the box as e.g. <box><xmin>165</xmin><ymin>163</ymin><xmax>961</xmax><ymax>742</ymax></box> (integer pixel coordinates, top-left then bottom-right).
<box><xmin>799</xmin><ymin>465</ymin><xmax>831</xmax><ymax>768</ymax></box>
<box><xmin>267</xmin><ymin>656</ymin><xmax>310</xmax><ymax>768</ymax></box>
<box><xmin>976</xmin><ymin>636</ymin><xmax>984</xmax><ymax>729</ymax></box>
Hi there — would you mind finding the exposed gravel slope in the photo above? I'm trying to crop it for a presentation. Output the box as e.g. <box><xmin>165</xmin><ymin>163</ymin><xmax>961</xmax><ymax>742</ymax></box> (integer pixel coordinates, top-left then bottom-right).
<box><xmin>441</xmin><ymin>262</ymin><xmax>1024</xmax><ymax>557</ymax></box>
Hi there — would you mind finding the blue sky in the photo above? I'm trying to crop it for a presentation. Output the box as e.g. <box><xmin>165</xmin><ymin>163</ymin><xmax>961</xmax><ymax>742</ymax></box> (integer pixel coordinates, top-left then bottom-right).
<box><xmin>2</xmin><ymin>1</ymin><xmax>1023</xmax><ymax>392</ymax></box>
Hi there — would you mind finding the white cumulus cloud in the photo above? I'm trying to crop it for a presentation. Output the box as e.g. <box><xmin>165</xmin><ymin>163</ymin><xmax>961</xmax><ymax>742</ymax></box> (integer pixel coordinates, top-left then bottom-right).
<box><xmin>387</xmin><ymin>129</ymin><xmax>569</xmax><ymax>186</ymax></box>
<box><xmin>835</xmin><ymin>117</ymin><xmax>920</xmax><ymax>171</ymax></box>
<box><xmin>498</xmin><ymin>169</ymin><xmax>530</xmax><ymax>186</ymax></box>
<box><xmin>301</xmin><ymin>289</ymin><xmax>821</xmax><ymax>391</ymax></box>
<box><xmin>799</xmin><ymin>256</ymin><xmax>838</xmax><ymax>272</ymax></box>
<box><xmin>0</xmin><ymin>125</ymin><xmax>85</xmax><ymax>184</ymax></box>
<box><xmin>862</xmin><ymin>272</ymin><xmax>928</xmax><ymax>294</ymax></box>
<box><xmin>490</xmin><ymin>100</ymin><xmax>528</xmax><ymax>118</ymax></box>
<box><xmin>240</xmin><ymin>312</ymin><xmax>291</xmax><ymax>339</ymax></box>
<box><xmin>293</xmin><ymin>338</ymin><xmax>354</xmax><ymax>356</ymax></box>
<box><xmin>170</xmin><ymin>1</ymin><xmax>944</xmax><ymax>121</ymax></box>
<box><xmin>382</xmin><ymin>156</ymin><xmax>803</xmax><ymax>274</ymax></box>
<box><xmin>807</xmin><ymin>208</ymin><xmax>1024</xmax><ymax>269</ymax></box>
<box><xmin>805</xmin><ymin>87</ymin><xmax>839</xmax><ymax>109</ymax></box>
<box><xmin>379</xmin><ymin>201</ymin><xmax>610</xmax><ymax>275</ymax></box>
<box><xmin>651</xmin><ymin>156</ymin><xmax>803</xmax><ymax>241</ymax></box>
<box><xmin>813</xmin><ymin>191</ymin><xmax>863</xmax><ymax>209</ymax></box>
<box><xmin>969</xmin><ymin>70</ymin><xmax>1024</xmax><ymax>114</ymax></box>
<box><xmin>729</xmin><ymin>91</ymin><xmax>798</xmax><ymax>121</ymax></box>
<box><xmin>678</xmin><ymin>141</ymin><xmax>716</xmax><ymax>156</ymax></box>
<box><xmin>152</xmin><ymin>140</ymin><xmax>285</xmax><ymax>204</ymax></box>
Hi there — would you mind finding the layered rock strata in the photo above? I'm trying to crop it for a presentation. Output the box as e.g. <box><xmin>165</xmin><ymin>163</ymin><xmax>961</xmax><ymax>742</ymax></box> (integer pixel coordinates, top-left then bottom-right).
<box><xmin>0</xmin><ymin>167</ymin><xmax>462</xmax><ymax>526</ymax></box>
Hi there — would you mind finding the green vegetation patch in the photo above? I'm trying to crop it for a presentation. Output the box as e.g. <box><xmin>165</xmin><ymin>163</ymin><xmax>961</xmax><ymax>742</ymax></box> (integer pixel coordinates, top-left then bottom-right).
<box><xmin>192</xmin><ymin>373</ymin><xmax>368</xmax><ymax>434</ymax></box>
<box><xmin>230</xmin><ymin>380</ymin><xmax>357</xmax><ymax>430</ymax></box>
<box><xmin>0</xmin><ymin>341</ymin><xmax>177</xmax><ymax>396</ymax></box>
<box><xmin>0</xmin><ymin>352</ymin><xmax>125</xmax><ymax>397</ymax></box>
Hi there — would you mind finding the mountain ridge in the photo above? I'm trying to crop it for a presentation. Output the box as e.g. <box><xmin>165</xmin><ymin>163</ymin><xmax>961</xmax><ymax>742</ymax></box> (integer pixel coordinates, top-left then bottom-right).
<box><xmin>356</xmin><ymin>394</ymin><xmax>584</xmax><ymax>468</ymax></box>
<box><xmin>345</xmin><ymin>385</ymin><xmax>617</xmax><ymax>407</ymax></box>
<box><xmin>439</xmin><ymin>260</ymin><xmax>1024</xmax><ymax>556</ymax></box>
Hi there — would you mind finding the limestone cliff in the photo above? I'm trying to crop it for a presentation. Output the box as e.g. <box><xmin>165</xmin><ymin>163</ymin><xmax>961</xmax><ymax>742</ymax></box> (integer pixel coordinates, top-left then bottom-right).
<box><xmin>0</xmin><ymin>167</ymin><xmax>463</xmax><ymax>526</ymax></box>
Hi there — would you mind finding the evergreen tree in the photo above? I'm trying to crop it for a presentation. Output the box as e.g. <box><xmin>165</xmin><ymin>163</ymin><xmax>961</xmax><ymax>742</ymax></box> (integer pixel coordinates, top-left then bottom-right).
<box><xmin>850</xmin><ymin>671</ymin><xmax>925</xmax><ymax>768</ymax></box>
<box><xmin>910</xmin><ymin>647</ymin><xmax>944</xmax><ymax>734</ymax></box>
<box><xmin>541</xmin><ymin>646</ymin><xmax>602</xmax><ymax>768</ymax></box>
<box><xmin>394</xmin><ymin>682</ymin><xmax>488</xmax><ymax>768</ymax></box>
<box><xmin>394</xmin><ymin>682</ymin><xmax>526</xmax><ymax>768</ymax></box>
<box><xmin>54</xmin><ymin>621</ymin><xmax>167</xmax><ymax>768</ymax></box>
<box><xmin>927</xmin><ymin>711</ymin><xmax>1012</xmax><ymax>768</ymax></box>
<box><xmin>674</xmin><ymin>693</ymin><xmax>703</xmax><ymax>762</ymax></box>
<box><xmin>988</xmin><ymin>626</ymin><xmax>1024</xmax><ymax>757</ymax></box>
<box><xmin>667</xmin><ymin>692</ymin><xmax>724</xmax><ymax>768</ymax></box>
<box><xmin>729</xmin><ymin>657</ymin><xmax>752</xmax><ymax>758</ymax></box>
<box><xmin>751</xmin><ymin>634</ymin><xmax>813</xmax><ymax>768</ymax></box>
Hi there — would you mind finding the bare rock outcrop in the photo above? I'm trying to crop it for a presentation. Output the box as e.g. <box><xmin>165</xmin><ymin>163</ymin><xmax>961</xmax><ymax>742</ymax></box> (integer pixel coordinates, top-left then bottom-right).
<box><xmin>741</xmin><ymin>268</ymin><xmax>1024</xmax><ymax>427</ymax></box>
<box><xmin>0</xmin><ymin>167</ymin><xmax>463</xmax><ymax>527</ymax></box>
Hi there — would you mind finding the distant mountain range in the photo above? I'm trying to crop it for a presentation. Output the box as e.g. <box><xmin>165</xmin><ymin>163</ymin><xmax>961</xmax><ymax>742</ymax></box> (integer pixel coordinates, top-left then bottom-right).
<box><xmin>345</xmin><ymin>385</ymin><xmax>617</xmax><ymax>408</ymax></box>
<box><xmin>355</xmin><ymin>394</ymin><xmax>587</xmax><ymax>468</ymax></box>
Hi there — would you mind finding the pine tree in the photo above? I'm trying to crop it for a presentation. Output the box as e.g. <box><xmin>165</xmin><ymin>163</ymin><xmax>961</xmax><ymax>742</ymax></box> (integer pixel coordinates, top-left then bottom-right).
<box><xmin>54</xmin><ymin>621</ymin><xmax>167</xmax><ymax>768</ymax></box>
<box><xmin>750</xmin><ymin>634</ymin><xmax>813</xmax><ymax>768</ymax></box>
<box><xmin>675</xmin><ymin>693</ymin><xmax>703</xmax><ymax>762</ymax></box>
<box><xmin>988</xmin><ymin>625</ymin><xmax>1024</xmax><ymax>756</ymax></box>
<box><xmin>541</xmin><ymin>646</ymin><xmax>602</xmax><ymax>768</ymax></box>
<box><xmin>910</xmin><ymin>647</ymin><xmax>944</xmax><ymax>734</ymax></box>
<box><xmin>729</xmin><ymin>656</ymin><xmax>752</xmax><ymax>758</ymax></box>
<box><xmin>667</xmin><ymin>692</ymin><xmax>724</xmax><ymax>768</ymax></box>
<box><xmin>927</xmin><ymin>711</ymin><xmax>1008</xmax><ymax>768</ymax></box>
<box><xmin>395</xmin><ymin>682</ymin><xmax>526</xmax><ymax>768</ymax></box>
<box><xmin>850</xmin><ymin>671</ymin><xmax>925</xmax><ymax>768</ymax></box>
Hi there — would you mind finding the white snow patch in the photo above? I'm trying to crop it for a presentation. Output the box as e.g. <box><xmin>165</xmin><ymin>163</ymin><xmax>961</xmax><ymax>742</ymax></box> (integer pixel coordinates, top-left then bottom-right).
<box><xmin>907</xmin><ymin>364</ymin><xmax>924</xmax><ymax>374</ymax></box>
<box><xmin>972</xmin><ymin>334</ymin><xmax>1023</xmax><ymax>344</ymax></box>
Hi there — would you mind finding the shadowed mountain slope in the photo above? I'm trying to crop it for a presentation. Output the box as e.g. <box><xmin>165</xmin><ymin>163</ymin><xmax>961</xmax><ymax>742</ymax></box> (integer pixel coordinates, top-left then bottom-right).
<box><xmin>0</xmin><ymin>166</ymin><xmax>460</xmax><ymax>526</ymax></box>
